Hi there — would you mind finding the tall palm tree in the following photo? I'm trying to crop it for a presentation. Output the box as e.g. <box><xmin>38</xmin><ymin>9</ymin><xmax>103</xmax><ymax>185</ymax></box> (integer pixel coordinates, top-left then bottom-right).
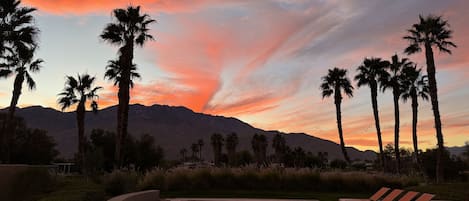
<box><xmin>100</xmin><ymin>6</ymin><xmax>155</xmax><ymax>166</ymax></box>
<box><xmin>211</xmin><ymin>133</ymin><xmax>224</xmax><ymax>166</ymax></box>
<box><xmin>190</xmin><ymin>143</ymin><xmax>199</xmax><ymax>161</ymax></box>
<box><xmin>354</xmin><ymin>57</ymin><xmax>390</xmax><ymax>170</ymax></box>
<box><xmin>252</xmin><ymin>133</ymin><xmax>268</xmax><ymax>166</ymax></box>
<box><xmin>197</xmin><ymin>139</ymin><xmax>204</xmax><ymax>162</ymax></box>
<box><xmin>57</xmin><ymin>74</ymin><xmax>101</xmax><ymax>169</ymax></box>
<box><xmin>404</xmin><ymin>14</ymin><xmax>456</xmax><ymax>183</ymax></box>
<box><xmin>401</xmin><ymin>65</ymin><xmax>429</xmax><ymax>163</ymax></box>
<box><xmin>321</xmin><ymin>67</ymin><xmax>354</xmax><ymax>164</ymax></box>
<box><xmin>180</xmin><ymin>148</ymin><xmax>187</xmax><ymax>162</ymax></box>
<box><xmin>0</xmin><ymin>0</ymin><xmax>39</xmax><ymax>162</ymax></box>
<box><xmin>381</xmin><ymin>54</ymin><xmax>412</xmax><ymax>174</ymax></box>
<box><xmin>226</xmin><ymin>132</ymin><xmax>239</xmax><ymax>166</ymax></box>
<box><xmin>272</xmin><ymin>133</ymin><xmax>286</xmax><ymax>164</ymax></box>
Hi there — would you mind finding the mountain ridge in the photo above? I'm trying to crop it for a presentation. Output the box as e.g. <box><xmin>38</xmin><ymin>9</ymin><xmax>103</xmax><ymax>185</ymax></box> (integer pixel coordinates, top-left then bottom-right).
<box><xmin>2</xmin><ymin>104</ymin><xmax>377</xmax><ymax>161</ymax></box>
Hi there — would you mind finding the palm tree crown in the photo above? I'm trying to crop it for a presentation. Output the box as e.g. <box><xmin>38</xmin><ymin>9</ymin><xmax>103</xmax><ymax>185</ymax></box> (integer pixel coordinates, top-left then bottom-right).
<box><xmin>354</xmin><ymin>58</ymin><xmax>390</xmax><ymax>89</ymax></box>
<box><xmin>104</xmin><ymin>59</ymin><xmax>141</xmax><ymax>88</ymax></box>
<box><xmin>401</xmin><ymin>65</ymin><xmax>429</xmax><ymax>102</ymax></box>
<box><xmin>404</xmin><ymin>15</ymin><xmax>456</xmax><ymax>55</ymax></box>
<box><xmin>57</xmin><ymin>74</ymin><xmax>102</xmax><ymax>111</ymax></box>
<box><xmin>381</xmin><ymin>54</ymin><xmax>412</xmax><ymax>93</ymax></box>
<box><xmin>0</xmin><ymin>0</ymin><xmax>38</xmax><ymax>61</ymax></box>
<box><xmin>100</xmin><ymin>6</ymin><xmax>155</xmax><ymax>47</ymax></box>
<box><xmin>321</xmin><ymin>67</ymin><xmax>353</xmax><ymax>100</ymax></box>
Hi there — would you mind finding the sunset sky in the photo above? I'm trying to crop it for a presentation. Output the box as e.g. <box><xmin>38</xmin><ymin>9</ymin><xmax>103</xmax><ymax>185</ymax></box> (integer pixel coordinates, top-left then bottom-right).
<box><xmin>0</xmin><ymin>0</ymin><xmax>467</xmax><ymax>151</ymax></box>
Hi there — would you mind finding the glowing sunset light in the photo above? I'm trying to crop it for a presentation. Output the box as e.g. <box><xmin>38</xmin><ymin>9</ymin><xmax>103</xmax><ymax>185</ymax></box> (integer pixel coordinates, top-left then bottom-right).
<box><xmin>1</xmin><ymin>0</ymin><xmax>468</xmax><ymax>152</ymax></box>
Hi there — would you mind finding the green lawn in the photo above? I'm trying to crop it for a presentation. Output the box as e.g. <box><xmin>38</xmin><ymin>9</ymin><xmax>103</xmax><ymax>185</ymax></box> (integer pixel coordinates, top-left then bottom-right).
<box><xmin>38</xmin><ymin>176</ymin><xmax>106</xmax><ymax>201</ymax></box>
<box><xmin>406</xmin><ymin>182</ymin><xmax>469</xmax><ymax>201</ymax></box>
<box><xmin>37</xmin><ymin>176</ymin><xmax>469</xmax><ymax>201</ymax></box>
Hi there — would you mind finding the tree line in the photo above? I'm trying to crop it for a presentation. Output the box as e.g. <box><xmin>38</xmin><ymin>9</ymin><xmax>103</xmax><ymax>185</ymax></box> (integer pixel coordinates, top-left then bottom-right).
<box><xmin>320</xmin><ymin>15</ymin><xmax>456</xmax><ymax>183</ymax></box>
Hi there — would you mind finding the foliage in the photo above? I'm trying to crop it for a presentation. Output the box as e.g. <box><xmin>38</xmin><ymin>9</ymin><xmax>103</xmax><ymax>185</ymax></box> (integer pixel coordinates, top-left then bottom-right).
<box><xmin>88</xmin><ymin>129</ymin><xmax>165</xmax><ymax>172</ymax></box>
<box><xmin>137</xmin><ymin>167</ymin><xmax>418</xmax><ymax>192</ymax></box>
<box><xmin>9</xmin><ymin>167</ymin><xmax>56</xmax><ymax>201</ymax></box>
<box><xmin>103</xmin><ymin>169</ymin><xmax>139</xmax><ymax>196</ymax></box>
<box><xmin>420</xmin><ymin>148</ymin><xmax>467</xmax><ymax>181</ymax></box>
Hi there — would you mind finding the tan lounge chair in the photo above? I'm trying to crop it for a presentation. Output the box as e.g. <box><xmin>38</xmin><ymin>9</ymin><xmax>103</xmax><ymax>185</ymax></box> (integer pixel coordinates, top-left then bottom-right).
<box><xmin>339</xmin><ymin>187</ymin><xmax>391</xmax><ymax>201</ymax></box>
<box><xmin>381</xmin><ymin>189</ymin><xmax>404</xmax><ymax>201</ymax></box>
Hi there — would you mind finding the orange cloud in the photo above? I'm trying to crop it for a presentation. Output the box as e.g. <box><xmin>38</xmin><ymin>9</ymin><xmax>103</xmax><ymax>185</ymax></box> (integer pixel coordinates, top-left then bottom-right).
<box><xmin>23</xmin><ymin>0</ymin><xmax>235</xmax><ymax>15</ymax></box>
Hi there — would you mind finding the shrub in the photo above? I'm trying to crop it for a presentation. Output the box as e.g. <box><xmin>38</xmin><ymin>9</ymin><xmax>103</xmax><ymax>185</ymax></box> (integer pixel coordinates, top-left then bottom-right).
<box><xmin>137</xmin><ymin>169</ymin><xmax>166</xmax><ymax>191</ymax></box>
<box><xmin>8</xmin><ymin>167</ymin><xmax>56</xmax><ymax>201</ymax></box>
<box><xmin>103</xmin><ymin>170</ymin><xmax>138</xmax><ymax>196</ymax></box>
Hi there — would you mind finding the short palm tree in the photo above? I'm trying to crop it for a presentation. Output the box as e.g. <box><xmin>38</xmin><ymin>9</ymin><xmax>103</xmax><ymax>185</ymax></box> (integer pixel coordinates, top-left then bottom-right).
<box><xmin>180</xmin><ymin>148</ymin><xmax>187</xmax><ymax>162</ymax></box>
<box><xmin>100</xmin><ymin>6</ymin><xmax>155</xmax><ymax>166</ymax></box>
<box><xmin>251</xmin><ymin>133</ymin><xmax>268</xmax><ymax>166</ymax></box>
<box><xmin>190</xmin><ymin>143</ymin><xmax>199</xmax><ymax>161</ymax></box>
<box><xmin>401</xmin><ymin>65</ymin><xmax>429</xmax><ymax>163</ymax></box>
<box><xmin>381</xmin><ymin>54</ymin><xmax>412</xmax><ymax>173</ymax></box>
<box><xmin>57</xmin><ymin>74</ymin><xmax>101</xmax><ymax>168</ymax></box>
<box><xmin>321</xmin><ymin>67</ymin><xmax>354</xmax><ymax>163</ymax></box>
<box><xmin>225</xmin><ymin>133</ymin><xmax>238</xmax><ymax>166</ymax></box>
<box><xmin>354</xmin><ymin>57</ymin><xmax>390</xmax><ymax>170</ymax></box>
<box><xmin>211</xmin><ymin>133</ymin><xmax>224</xmax><ymax>166</ymax></box>
<box><xmin>404</xmin><ymin>14</ymin><xmax>456</xmax><ymax>183</ymax></box>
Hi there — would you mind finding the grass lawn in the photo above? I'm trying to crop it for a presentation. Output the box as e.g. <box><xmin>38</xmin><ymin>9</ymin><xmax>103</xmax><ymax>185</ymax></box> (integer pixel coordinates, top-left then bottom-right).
<box><xmin>406</xmin><ymin>182</ymin><xmax>469</xmax><ymax>201</ymax></box>
<box><xmin>36</xmin><ymin>176</ymin><xmax>468</xmax><ymax>201</ymax></box>
<box><xmin>38</xmin><ymin>176</ymin><xmax>106</xmax><ymax>201</ymax></box>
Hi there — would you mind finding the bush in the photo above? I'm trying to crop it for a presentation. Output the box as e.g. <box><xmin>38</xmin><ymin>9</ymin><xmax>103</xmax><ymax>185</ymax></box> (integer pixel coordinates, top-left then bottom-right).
<box><xmin>8</xmin><ymin>167</ymin><xmax>56</xmax><ymax>201</ymax></box>
<box><xmin>103</xmin><ymin>170</ymin><xmax>138</xmax><ymax>196</ymax></box>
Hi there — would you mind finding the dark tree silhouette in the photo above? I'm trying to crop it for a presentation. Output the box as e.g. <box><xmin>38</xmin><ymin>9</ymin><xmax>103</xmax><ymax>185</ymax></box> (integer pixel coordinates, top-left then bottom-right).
<box><xmin>321</xmin><ymin>67</ymin><xmax>354</xmax><ymax>163</ymax></box>
<box><xmin>180</xmin><ymin>148</ymin><xmax>187</xmax><ymax>162</ymax></box>
<box><xmin>0</xmin><ymin>0</ymin><xmax>40</xmax><ymax>163</ymax></box>
<box><xmin>381</xmin><ymin>54</ymin><xmax>412</xmax><ymax>174</ymax></box>
<box><xmin>404</xmin><ymin>14</ymin><xmax>456</xmax><ymax>183</ymax></box>
<box><xmin>355</xmin><ymin>57</ymin><xmax>390</xmax><ymax>169</ymax></box>
<box><xmin>225</xmin><ymin>132</ymin><xmax>238</xmax><ymax>166</ymax></box>
<box><xmin>191</xmin><ymin>143</ymin><xmax>199</xmax><ymax>161</ymax></box>
<box><xmin>57</xmin><ymin>74</ymin><xmax>101</xmax><ymax>169</ymax></box>
<box><xmin>100</xmin><ymin>6</ymin><xmax>155</xmax><ymax>167</ymax></box>
<box><xmin>251</xmin><ymin>133</ymin><xmax>268</xmax><ymax>166</ymax></box>
<box><xmin>272</xmin><ymin>133</ymin><xmax>286</xmax><ymax>164</ymax></box>
<box><xmin>197</xmin><ymin>139</ymin><xmax>204</xmax><ymax>161</ymax></box>
<box><xmin>401</xmin><ymin>65</ymin><xmax>429</xmax><ymax>163</ymax></box>
<box><xmin>210</xmin><ymin>133</ymin><xmax>224</xmax><ymax>166</ymax></box>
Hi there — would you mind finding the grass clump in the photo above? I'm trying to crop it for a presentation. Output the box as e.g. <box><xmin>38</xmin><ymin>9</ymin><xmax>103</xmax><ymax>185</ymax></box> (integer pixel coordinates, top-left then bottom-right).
<box><xmin>103</xmin><ymin>169</ymin><xmax>139</xmax><ymax>196</ymax></box>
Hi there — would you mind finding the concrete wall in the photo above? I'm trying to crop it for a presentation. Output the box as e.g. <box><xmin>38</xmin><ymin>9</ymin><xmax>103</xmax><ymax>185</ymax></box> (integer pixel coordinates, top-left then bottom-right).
<box><xmin>108</xmin><ymin>190</ymin><xmax>160</xmax><ymax>201</ymax></box>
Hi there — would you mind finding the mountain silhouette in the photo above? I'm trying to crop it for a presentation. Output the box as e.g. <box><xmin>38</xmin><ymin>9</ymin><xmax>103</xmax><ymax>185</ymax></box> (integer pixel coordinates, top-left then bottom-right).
<box><xmin>3</xmin><ymin>104</ymin><xmax>376</xmax><ymax>161</ymax></box>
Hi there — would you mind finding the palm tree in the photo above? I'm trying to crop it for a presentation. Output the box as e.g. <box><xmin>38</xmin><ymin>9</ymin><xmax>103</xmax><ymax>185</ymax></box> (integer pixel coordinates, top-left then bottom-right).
<box><xmin>0</xmin><ymin>0</ymin><xmax>39</xmax><ymax>163</ymax></box>
<box><xmin>180</xmin><ymin>148</ymin><xmax>187</xmax><ymax>162</ymax></box>
<box><xmin>0</xmin><ymin>0</ymin><xmax>38</xmax><ymax>60</ymax></box>
<box><xmin>272</xmin><ymin>133</ymin><xmax>286</xmax><ymax>164</ymax></box>
<box><xmin>401</xmin><ymin>65</ymin><xmax>429</xmax><ymax>163</ymax></box>
<box><xmin>100</xmin><ymin>6</ymin><xmax>155</xmax><ymax>166</ymax></box>
<box><xmin>57</xmin><ymin>74</ymin><xmax>101</xmax><ymax>169</ymax></box>
<box><xmin>321</xmin><ymin>67</ymin><xmax>354</xmax><ymax>163</ymax></box>
<box><xmin>381</xmin><ymin>54</ymin><xmax>412</xmax><ymax>173</ymax></box>
<box><xmin>251</xmin><ymin>133</ymin><xmax>268</xmax><ymax>166</ymax></box>
<box><xmin>404</xmin><ymin>14</ymin><xmax>456</xmax><ymax>183</ymax></box>
<box><xmin>354</xmin><ymin>57</ymin><xmax>390</xmax><ymax>170</ymax></box>
<box><xmin>210</xmin><ymin>133</ymin><xmax>224</xmax><ymax>166</ymax></box>
<box><xmin>197</xmin><ymin>139</ymin><xmax>204</xmax><ymax>162</ymax></box>
<box><xmin>226</xmin><ymin>132</ymin><xmax>238</xmax><ymax>166</ymax></box>
<box><xmin>190</xmin><ymin>143</ymin><xmax>199</xmax><ymax>161</ymax></box>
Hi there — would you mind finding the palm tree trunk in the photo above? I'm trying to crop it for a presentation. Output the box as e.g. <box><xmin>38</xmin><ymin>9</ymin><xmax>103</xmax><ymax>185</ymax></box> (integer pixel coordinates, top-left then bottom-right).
<box><xmin>76</xmin><ymin>100</ymin><xmax>86</xmax><ymax>171</ymax></box>
<box><xmin>371</xmin><ymin>83</ymin><xmax>385</xmax><ymax>170</ymax></box>
<box><xmin>335</xmin><ymin>94</ymin><xmax>350</xmax><ymax>163</ymax></box>
<box><xmin>115</xmin><ymin>40</ymin><xmax>134</xmax><ymax>168</ymax></box>
<box><xmin>3</xmin><ymin>74</ymin><xmax>24</xmax><ymax>163</ymax></box>
<box><xmin>393</xmin><ymin>88</ymin><xmax>401</xmax><ymax>174</ymax></box>
<box><xmin>424</xmin><ymin>42</ymin><xmax>445</xmax><ymax>183</ymax></box>
<box><xmin>411</xmin><ymin>94</ymin><xmax>419</xmax><ymax>163</ymax></box>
